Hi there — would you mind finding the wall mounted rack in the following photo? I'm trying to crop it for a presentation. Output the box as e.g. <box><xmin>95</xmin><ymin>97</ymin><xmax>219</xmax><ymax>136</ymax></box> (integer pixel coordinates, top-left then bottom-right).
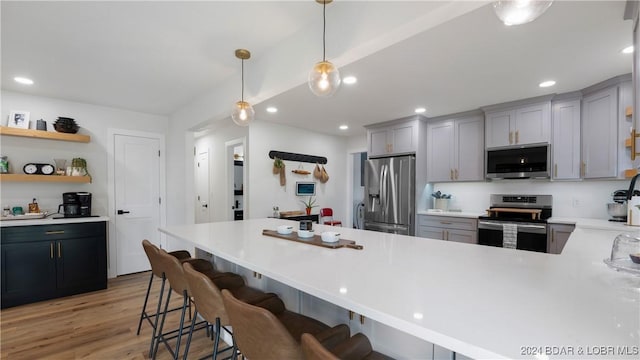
<box><xmin>268</xmin><ymin>150</ymin><xmax>327</xmax><ymax>165</ymax></box>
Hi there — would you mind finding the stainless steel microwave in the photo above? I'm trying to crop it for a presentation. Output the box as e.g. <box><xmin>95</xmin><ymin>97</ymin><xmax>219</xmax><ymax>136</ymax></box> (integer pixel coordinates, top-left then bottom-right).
<box><xmin>486</xmin><ymin>145</ymin><xmax>550</xmax><ymax>179</ymax></box>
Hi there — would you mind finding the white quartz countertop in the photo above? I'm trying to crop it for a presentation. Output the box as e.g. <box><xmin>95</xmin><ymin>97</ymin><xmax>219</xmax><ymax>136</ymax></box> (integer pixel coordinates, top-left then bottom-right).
<box><xmin>417</xmin><ymin>210</ymin><xmax>484</xmax><ymax>218</ymax></box>
<box><xmin>160</xmin><ymin>218</ymin><xmax>640</xmax><ymax>359</ymax></box>
<box><xmin>0</xmin><ymin>216</ymin><xmax>109</xmax><ymax>227</ymax></box>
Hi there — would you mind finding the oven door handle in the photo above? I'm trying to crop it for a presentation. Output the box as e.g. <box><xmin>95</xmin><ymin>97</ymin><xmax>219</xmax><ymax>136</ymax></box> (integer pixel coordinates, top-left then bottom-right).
<box><xmin>478</xmin><ymin>221</ymin><xmax>547</xmax><ymax>234</ymax></box>
<box><xmin>478</xmin><ymin>221</ymin><xmax>506</xmax><ymax>230</ymax></box>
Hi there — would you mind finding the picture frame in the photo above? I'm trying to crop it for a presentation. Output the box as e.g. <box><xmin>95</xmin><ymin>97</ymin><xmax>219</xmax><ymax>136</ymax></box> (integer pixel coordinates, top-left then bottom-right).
<box><xmin>296</xmin><ymin>181</ymin><xmax>316</xmax><ymax>196</ymax></box>
<box><xmin>8</xmin><ymin>111</ymin><xmax>30</xmax><ymax>129</ymax></box>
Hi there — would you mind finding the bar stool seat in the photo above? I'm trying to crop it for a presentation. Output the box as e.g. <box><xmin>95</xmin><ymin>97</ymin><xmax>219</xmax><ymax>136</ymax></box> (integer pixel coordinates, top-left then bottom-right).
<box><xmin>302</xmin><ymin>332</ymin><xmax>395</xmax><ymax>360</ymax></box>
<box><xmin>222</xmin><ymin>289</ymin><xmax>351</xmax><ymax>359</ymax></box>
<box><xmin>182</xmin><ymin>262</ymin><xmax>280</xmax><ymax>360</ymax></box>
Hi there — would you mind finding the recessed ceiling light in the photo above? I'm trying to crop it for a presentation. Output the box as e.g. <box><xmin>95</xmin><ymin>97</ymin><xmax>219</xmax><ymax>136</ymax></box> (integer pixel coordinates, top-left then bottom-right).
<box><xmin>14</xmin><ymin>77</ymin><xmax>34</xmax><ymax>85</ymax></box>
<box><xmin>266</xmin><ymin>107</ymin><xmax>278</xmax><ymax>113</ymax></box>
<box><xmin>339</xmin><ymin>125</ymin><xmax>349</xmax><ymax>130</ymax></box>
<box><xmin>621</xmin><ymin>45</ymin><xmax>634</xmax><ymax>54</ymax></box>
<box><xmin>414</xmin><ymin>107</ymin><xmax>426</xmax><ymax>114</ymax></box>
<box><xmin>539</xmin><ymin>80</ymin><xmax>556</xmax><ymax>88</ymax></box>
<box><xmin>343</xmin><ymin>76</ymin><xmax>357</xmax><ymax>85</ymax></box>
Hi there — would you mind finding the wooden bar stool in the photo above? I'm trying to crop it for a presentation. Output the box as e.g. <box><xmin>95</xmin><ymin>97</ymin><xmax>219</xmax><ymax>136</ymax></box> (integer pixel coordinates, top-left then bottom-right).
<box><xmin>320</xmin><ymin>208</ymin><xmax>342</xmax><ymax>226</ymax></box>
<box><xmin>138</xmin><ymin>240</ymin><xmax>194</xmax><ymax>357</ymax></box>
<box><xmin>182</xmin><ymin>262</ymin><xmax>280</xmax><ymax>360</ymax></box>
<box><xmin>221</xmin><ymin>289</ymin><xmax>351</xmax><ymax>359</ymax></box>
<box><xmin>152</xmin><ymin>249</ymin><xmax>245</xmax><ymax>360</ymax></box>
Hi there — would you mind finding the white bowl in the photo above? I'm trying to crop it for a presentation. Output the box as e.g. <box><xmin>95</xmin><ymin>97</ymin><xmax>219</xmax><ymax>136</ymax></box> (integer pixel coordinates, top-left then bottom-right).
<box><xmin>321</xmin><ymin>231</ymin><xmax>340</xmax><ymax>243</ymax></box>
<box><xmin>277</xmin><ymin>225</ymin><xmax>293</xmax><ymax>235</ymax></box>
<box><xmin>298</xmin><ymin>230</ymin><xmax>314</xmax><ymax>238</ymax></box>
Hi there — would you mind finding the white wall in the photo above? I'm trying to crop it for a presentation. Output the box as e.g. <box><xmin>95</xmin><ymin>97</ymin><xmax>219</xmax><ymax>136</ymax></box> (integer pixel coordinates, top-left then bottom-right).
<box><xmin>247</xmin><ymin>121</ymin><xmax>348</xmax><ymax>220</ymax></box>
<box><xmin>431</xmin><ymin>179</ymin><xmax>629</xmax><ymax>219</ymax></box>
<box><xmin>0</xmin><ymin>91</ymin><xmax>168</xmax><ymax>215</ymax></box>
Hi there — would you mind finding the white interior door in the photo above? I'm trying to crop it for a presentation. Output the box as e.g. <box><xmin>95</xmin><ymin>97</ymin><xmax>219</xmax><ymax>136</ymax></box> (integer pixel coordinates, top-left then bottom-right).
<box><xmin>195</xmin><ymin>149</ymin><xmax>210</xmax><ymax>223</ymax></box>
<box><xmin>114</xmin><ymin>134</ymin><xmax>161</xmax><ymax>275</ymax></box>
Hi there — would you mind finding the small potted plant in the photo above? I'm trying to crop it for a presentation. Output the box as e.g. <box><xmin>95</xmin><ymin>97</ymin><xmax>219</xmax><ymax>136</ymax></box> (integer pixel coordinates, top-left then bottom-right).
<box><xmin>301</xmin><ymin>196</ymin><xmax>317</xmax><ymax>215</ymax></box>
<box><xmin>431</xmin><ymin>191</ymin><xmax>451</xmax><ymax>211</ymax></box>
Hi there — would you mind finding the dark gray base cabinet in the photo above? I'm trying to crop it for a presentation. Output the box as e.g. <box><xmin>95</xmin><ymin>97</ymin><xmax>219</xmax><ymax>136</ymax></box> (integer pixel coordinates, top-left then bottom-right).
<box><xmin>1</xmin><ymin>221</ymin><xmax>107</xmax><ymax>308</ymax></box>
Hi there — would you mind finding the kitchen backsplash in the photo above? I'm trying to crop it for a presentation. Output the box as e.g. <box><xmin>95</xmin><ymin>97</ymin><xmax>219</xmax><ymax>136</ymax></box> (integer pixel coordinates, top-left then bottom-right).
<box><xmin>430</xmin><ymin>179</ymin><xmax>629</xmax><ymax>219</ymax></box>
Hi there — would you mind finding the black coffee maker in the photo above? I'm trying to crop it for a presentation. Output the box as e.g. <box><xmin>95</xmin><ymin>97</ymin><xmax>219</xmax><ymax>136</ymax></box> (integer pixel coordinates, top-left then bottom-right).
<box><xmin>58</xmin><ymin>192</ymin><xmax>91</xmax><ymax>217</ymax></box>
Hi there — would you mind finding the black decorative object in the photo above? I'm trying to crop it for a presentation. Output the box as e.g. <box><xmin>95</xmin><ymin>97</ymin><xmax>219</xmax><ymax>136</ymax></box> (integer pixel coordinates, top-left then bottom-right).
<box><xmin>268</xmin><ymin>150</ymin><xmax>327</xmax><ymax>165</ymax></box>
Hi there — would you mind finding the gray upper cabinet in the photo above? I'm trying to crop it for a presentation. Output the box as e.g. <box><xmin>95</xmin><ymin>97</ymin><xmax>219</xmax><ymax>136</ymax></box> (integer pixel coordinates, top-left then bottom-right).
<box><xmin>427</xmin><ymin>113</ymin><xmax>484</xmax><ymax>182</ymax></box>
<box><xmin>485</xmin><ymin>101</ymin><xmax>551</xmax><ymax>148</ymax></box>
<box><xmin>552</xmin><ymin>98</ymin><xmax>581</xmax><ymax>180</ymax></box>
<box><xmin>582</xmin><ymin>86</ymin><xmax>618</xmax><ymax>179</ymax></box>
<box><xmin>367</xmin><ymin>119</ymin><xmax>419</xmax><ymax>158</ymax></box>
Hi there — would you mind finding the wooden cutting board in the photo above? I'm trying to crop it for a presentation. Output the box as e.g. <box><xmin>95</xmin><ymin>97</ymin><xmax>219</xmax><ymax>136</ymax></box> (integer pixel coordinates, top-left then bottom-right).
<box><xmin>262</xmin><ymin>229</ymin><xmax>363</xmax><ymax>250</ymax></box>
<box><xmin>486</xmin><ymin>208</ymin><xmax>542</xmax><ymax>220</ymax></box>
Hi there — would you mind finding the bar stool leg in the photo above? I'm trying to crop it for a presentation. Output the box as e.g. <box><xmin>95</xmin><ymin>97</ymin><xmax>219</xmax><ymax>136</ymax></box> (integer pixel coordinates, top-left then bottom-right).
<box><xmin>172</xmin><ymin>291</ymin><xmax>189</xmax><ymax>360</ymax></box>
<box><xmin>182</xmin><ymin>309</ymin><xmax>199</xmax><ymax>360</ymax></box>
<box><xmin>152</xmin><ymin>288</ymin><xmax>172</xmax><ymax>359</ymax></box>
<box><xmin>136</xmin><ymin>271</ymin><xmax>155</xmax><ymax>335</ymax></box>
<box><xmin>148</xmin><ymin>274</ymin><xmax>167</xmax><ymax>357</ymax></box>
<box><xmin>212</xmin><ymin>318</ymin><xmax>221</xmax><ymax>360</ymax></box>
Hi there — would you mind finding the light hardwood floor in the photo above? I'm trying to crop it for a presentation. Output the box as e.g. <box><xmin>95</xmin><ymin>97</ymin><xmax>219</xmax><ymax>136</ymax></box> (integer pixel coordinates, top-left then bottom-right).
<box><xmin>1</xmin><ymin>272</ymin><xmax>228</xmax><ymax>359</ymax></box>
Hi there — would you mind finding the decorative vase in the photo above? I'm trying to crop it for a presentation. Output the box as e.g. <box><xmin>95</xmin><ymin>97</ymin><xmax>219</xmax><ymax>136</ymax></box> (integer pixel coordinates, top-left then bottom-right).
<box><xmin>306</xmin><ymin>207</ymin><xmax>311</xmax><ymax>215</ymax></box>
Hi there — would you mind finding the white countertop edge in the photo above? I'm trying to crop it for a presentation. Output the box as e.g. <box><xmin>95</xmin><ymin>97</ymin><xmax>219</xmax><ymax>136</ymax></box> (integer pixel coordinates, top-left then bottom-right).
<box><xmin>0</xmin><ymin>216</ymin><xmax>110</xmax><ymax>227</ymax></box>
<box><xmin>417</xmin><ymin>210</ymin><xmax>483</xmax><ymax>218</ymax></box>
<box><xmin>160</xmin><ymin>225</ymin><xmax>506</xmax><ymax>360</ymax></box>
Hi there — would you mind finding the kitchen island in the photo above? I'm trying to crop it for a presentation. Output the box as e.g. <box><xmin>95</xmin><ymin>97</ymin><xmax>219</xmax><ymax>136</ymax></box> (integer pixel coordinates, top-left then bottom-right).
<box><xmin>160</xmin><ymin>218</ymin><xmax>639</xmax><ymax>359</ymax></box>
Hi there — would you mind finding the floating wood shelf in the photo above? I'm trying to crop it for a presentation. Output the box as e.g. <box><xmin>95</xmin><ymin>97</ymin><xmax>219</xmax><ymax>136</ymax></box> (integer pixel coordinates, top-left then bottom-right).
<box><xmin>0</xmin><ymin>174</ymin><xmax>91</xmax><ymax>183</ymax></box>
<box><xmin>268</xmin><ymin>150</ymin><xmax>327</xmax><ymax>165</ymax></box>
<box><xmin>0</xmin><ymin>126</ymin><xmax>90</xmax><ymax>143</ymax></box>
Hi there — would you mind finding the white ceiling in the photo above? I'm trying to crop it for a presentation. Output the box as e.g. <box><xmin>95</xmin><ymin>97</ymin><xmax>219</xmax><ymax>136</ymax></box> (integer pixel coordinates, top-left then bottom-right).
<box><xmin>1</xmin><ymin>1</ymin><xmax>633</xmax><ymax>137</ymax></box>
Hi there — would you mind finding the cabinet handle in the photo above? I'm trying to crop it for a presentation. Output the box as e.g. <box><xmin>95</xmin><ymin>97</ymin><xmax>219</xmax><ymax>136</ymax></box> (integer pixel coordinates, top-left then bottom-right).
<box><xmin>389</xmin><ymin>144</ymin><xmax>393</xmax><ymax>153</ymax></box>
<box><xmin>440</xmin><ymin>221</ymin><xmax>452</xmax><ymax>225</ymax></box>
<box><xmin>58</xmin><ymin>242</ymin><xmax>62</xmax><ymax>258</ymax></box>
<box><xmin>454</xmin><ymin>169</ymin><xmax>458</xmax><ymax>180</ymax></box>
<box><xmin>581</xmin><ymin>162</ymin><xmax>586</xmax><ymax>177</ymax></box>
<box><xmin>554</xmin><ymin>164</ymin><xmax>558</xmax><ymax>178</ymax></box>
<box><xmin>359</xmin><ymin>314</ymin><xmax>365</xmax><ymax>325</ymax></box>
<box><xmin>45</xmin><ymin>230</ymin><xmax>65</xmax><ymax>235</ymax></box>
<box><xmin>509</xmin><ymin>131</ymin><xmax>513</xmax><ymax>144</ymax></box>
<box><xmin>349</xmin><ymin>310</ymin><xmax>355</xmax><ymax>320</ymax></box>
<box><xmin>445</xmin><ymin>230</ymin><xmax>449</xmax><ymax>241</ymax></box>
<box><xmin>515</xmin><ymin>130</ymin><xmax>519</xmax><ymax>144</ymax></box>
<box><xmin>50</xmin><ymin>242</ymin><xmax>54</xmax><ymax>259</ymax></box>
<box><xmin>450</xmin><ymin>169</ymin><xmax>454</xmax><ymax>180</ymax></box>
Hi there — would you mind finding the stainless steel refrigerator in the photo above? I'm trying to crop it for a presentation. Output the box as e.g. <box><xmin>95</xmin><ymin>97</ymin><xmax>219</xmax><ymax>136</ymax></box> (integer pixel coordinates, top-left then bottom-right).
<box><xmin>364</xmin><ymin>155</ymin><xmax>415</xmax><ymax>235</ymax></box>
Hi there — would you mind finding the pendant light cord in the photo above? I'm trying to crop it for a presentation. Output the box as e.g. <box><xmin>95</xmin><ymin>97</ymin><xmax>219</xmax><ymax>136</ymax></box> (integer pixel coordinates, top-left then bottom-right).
<box><xmin>322</xmin><ymin>0</ymin><xmax>326</xmax><ymax>62</ymax></box>
<box><xmin>241</xmin><ymin>59</ymin><xmax>245</xmax><ymax>102</ymax></box>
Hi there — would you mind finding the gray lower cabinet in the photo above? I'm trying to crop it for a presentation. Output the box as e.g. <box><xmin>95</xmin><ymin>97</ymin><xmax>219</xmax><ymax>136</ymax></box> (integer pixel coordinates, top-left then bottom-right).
<box><xmin>547</xmin><ymin>223</ymin><xmax>575</xmax><ymax>254</ymax></box>
<box><xmin>1</xmin><ymin>221</ymin><xmax>107</xmax><ymax>308</ymax></box>
<box><xmin>417</xmin><ymin>215</ymin><xmax>478</xmax><ymax>244</ymax></box>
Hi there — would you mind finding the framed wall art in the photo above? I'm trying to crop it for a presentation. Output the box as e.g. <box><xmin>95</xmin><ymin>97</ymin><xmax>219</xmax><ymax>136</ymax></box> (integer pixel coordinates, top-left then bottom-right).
<box><xmin>8</xmin><ymin>111</ymin><xmax>30</xmax><ymax>129</ymax></box>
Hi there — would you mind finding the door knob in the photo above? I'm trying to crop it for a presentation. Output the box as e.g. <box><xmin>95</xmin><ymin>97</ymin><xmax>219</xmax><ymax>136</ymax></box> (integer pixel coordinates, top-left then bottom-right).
<box><xmin>202</xmin><ymin>204</ymin><xmax>208</xmax><ymax>208</ymax></box>
<box><xmin>117</xmin><ymin>210</ymin><xmax>130</xmax><ymax>215</ymax></box>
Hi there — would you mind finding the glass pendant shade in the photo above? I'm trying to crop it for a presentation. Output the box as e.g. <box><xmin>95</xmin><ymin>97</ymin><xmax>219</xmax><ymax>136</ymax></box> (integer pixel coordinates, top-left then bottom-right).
<box><xmin>493</xmin><ymin>0</ymin><xmax>553</xmax><ymax>26</ymax></box>
<box><xmin>308</xmin><ymin>61</ymin><xmax>341</xmax><ymax>97</ymax></box>
<box><xmin>231</xmin><ymin>100</ymin><xmax>254</xmax><ymax>127</ymax></box>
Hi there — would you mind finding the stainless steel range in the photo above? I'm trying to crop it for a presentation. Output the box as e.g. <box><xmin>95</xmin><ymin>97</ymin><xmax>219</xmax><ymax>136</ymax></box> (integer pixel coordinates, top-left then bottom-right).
<box><xmin>478</xmin><ymin>194</ymin><xmax>552</xmax><ymax>253</ymax></box>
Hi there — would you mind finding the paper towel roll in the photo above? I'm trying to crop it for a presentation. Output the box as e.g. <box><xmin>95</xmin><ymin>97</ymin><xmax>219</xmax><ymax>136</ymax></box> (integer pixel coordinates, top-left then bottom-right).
<box><xmin>628</xmin><ymin>196</ymin><xmax>640</xmax><ymax>226</ymax></box>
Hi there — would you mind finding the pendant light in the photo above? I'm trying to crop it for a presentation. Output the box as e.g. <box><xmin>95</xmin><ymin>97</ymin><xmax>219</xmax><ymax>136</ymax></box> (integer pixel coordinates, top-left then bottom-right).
<box><xmin>231</xmin><ymin>49</ymin><xmax>255</xmax><ymax>127</ymax></box>
<box><xmin>493</xmin><ymin>0</ymin><xmax>553</xmax><ymax>26</ymax></box>
<box><xmin>308</xmin><ymin>0</ymin><xmax>340</xmax><ymax>97</ymax></box>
